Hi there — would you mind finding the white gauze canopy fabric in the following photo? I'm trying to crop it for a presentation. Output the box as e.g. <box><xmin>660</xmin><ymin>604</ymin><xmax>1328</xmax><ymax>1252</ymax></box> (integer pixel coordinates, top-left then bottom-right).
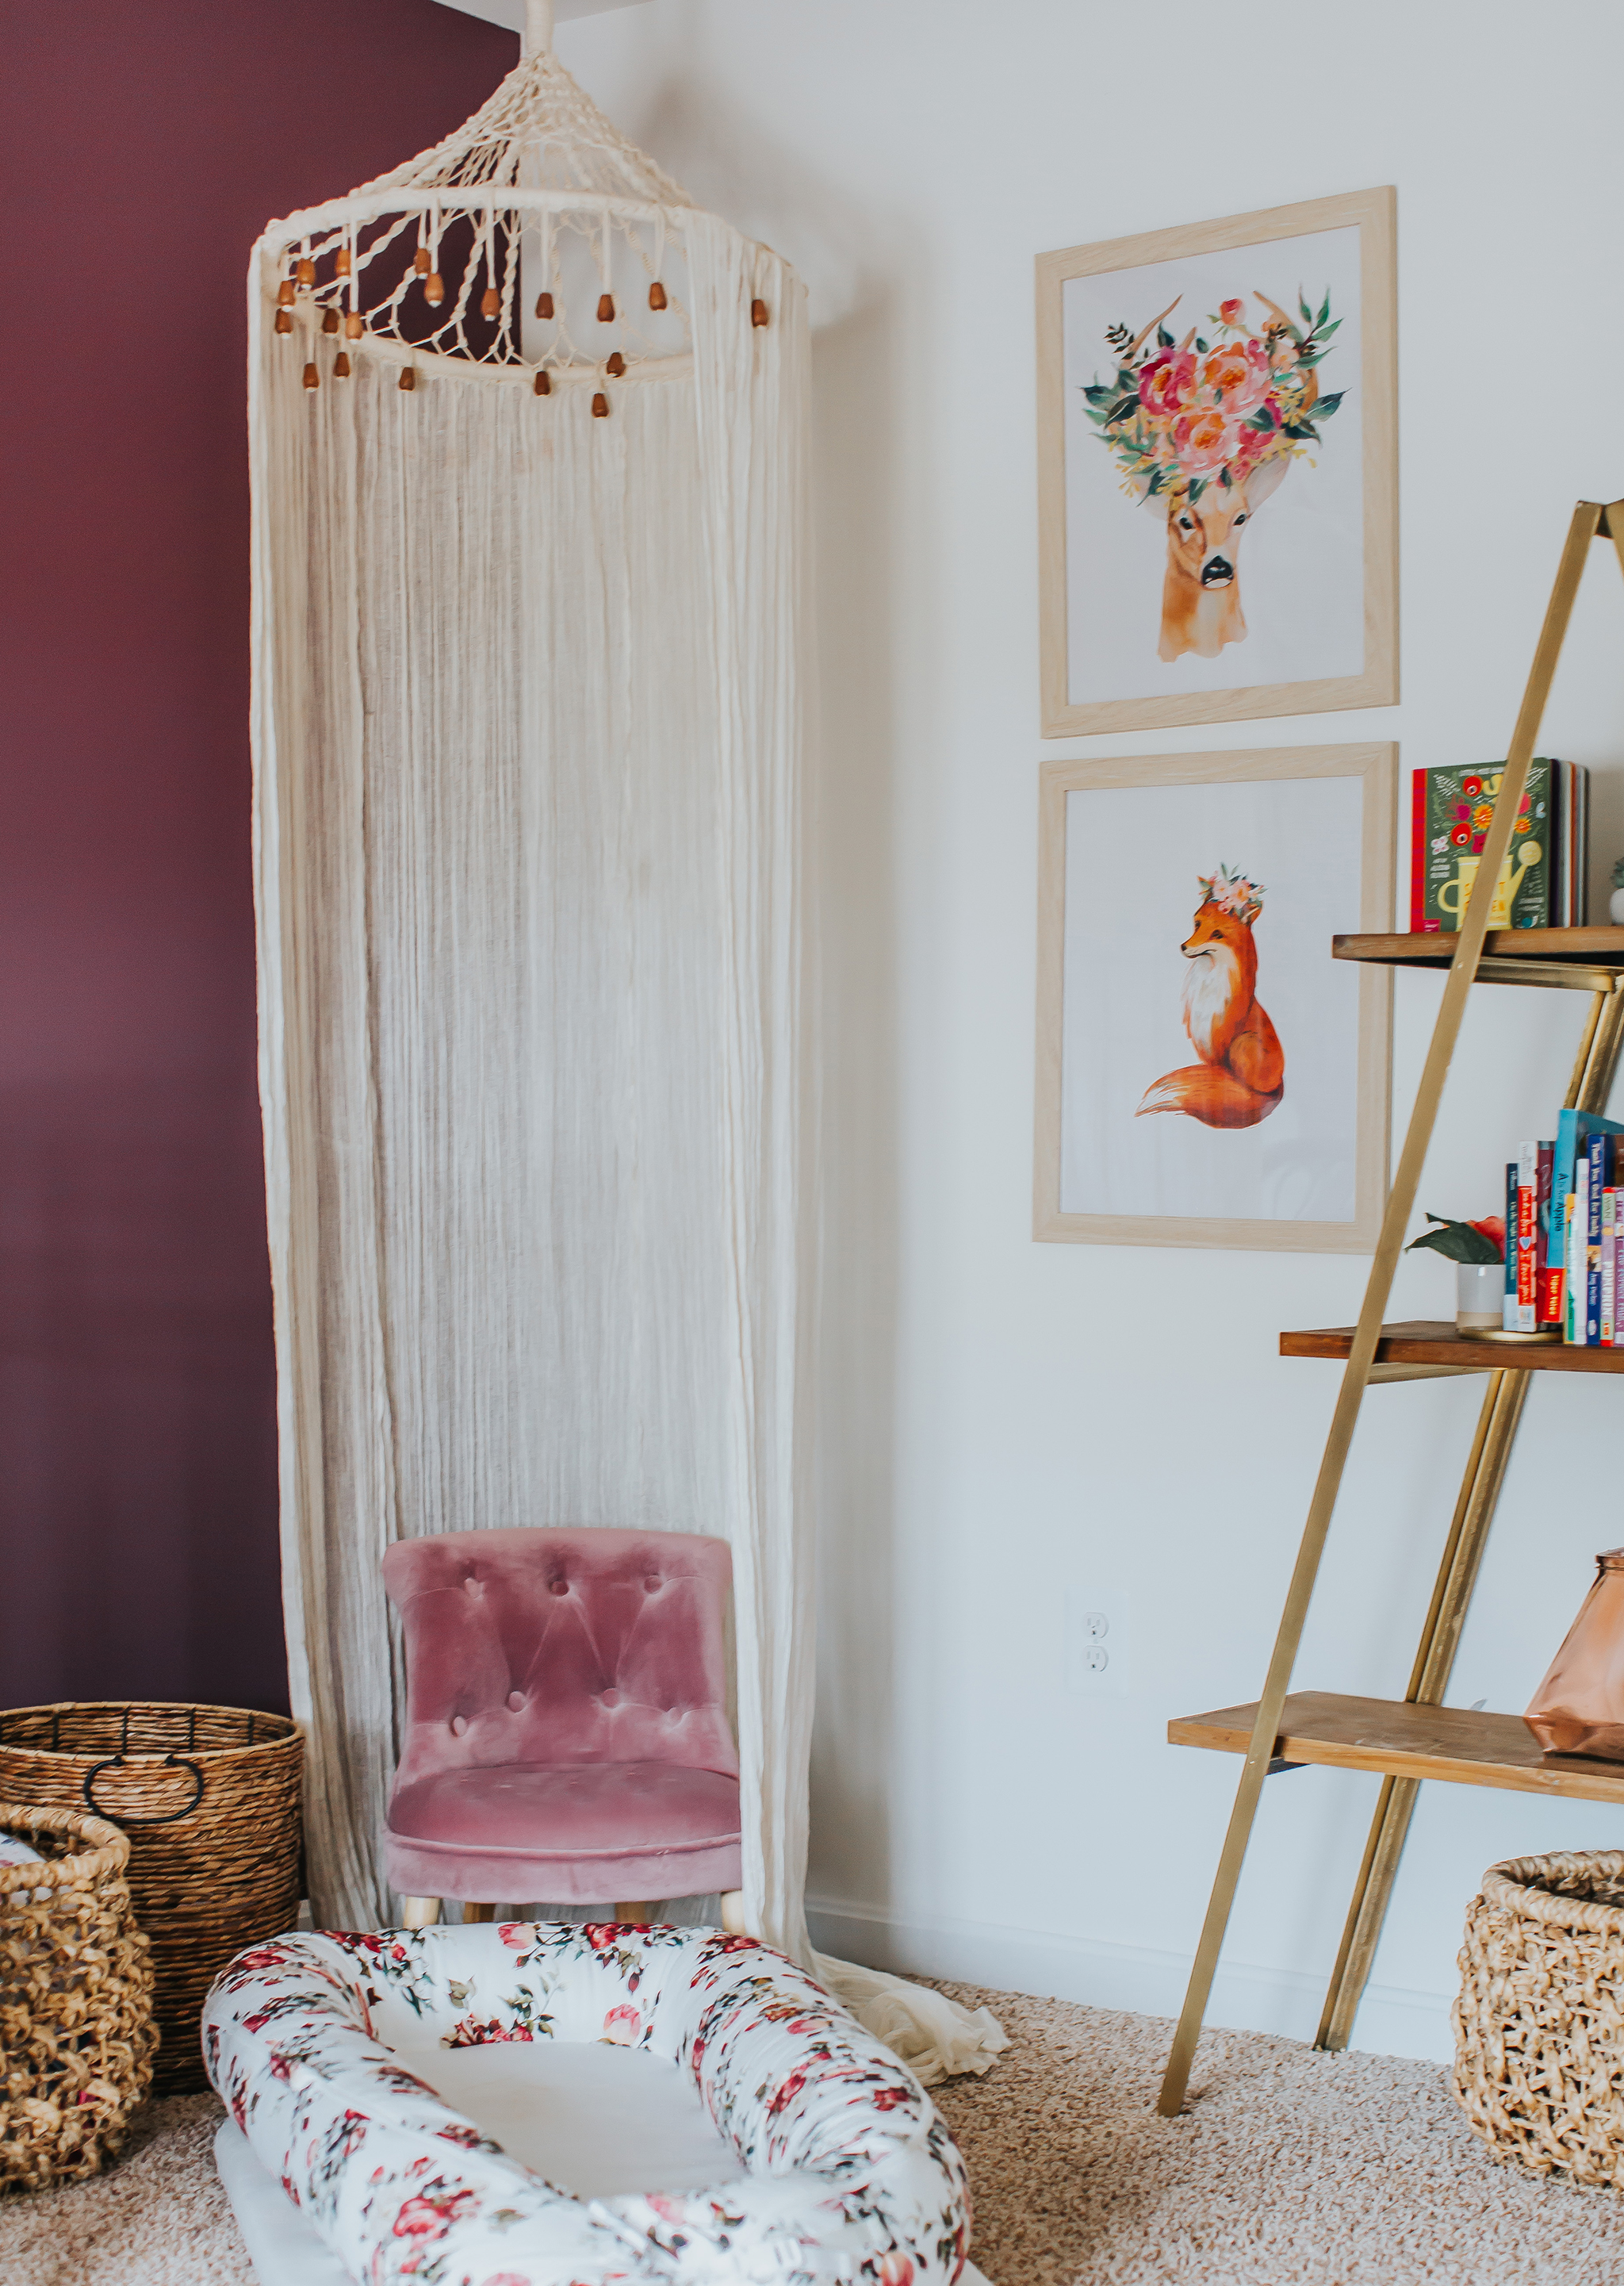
<box><xmin>247</xmin><ymin>13</ymin><xmax>1004</xmax><ymax>2088</ymax></box>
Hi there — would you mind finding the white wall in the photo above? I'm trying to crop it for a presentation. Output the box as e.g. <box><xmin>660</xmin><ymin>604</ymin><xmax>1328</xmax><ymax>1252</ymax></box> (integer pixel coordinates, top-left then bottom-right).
<box><xmin>553</xmin><ymin>0</ymin><xmax>1624</xmax><ymax>2062</ymax></box>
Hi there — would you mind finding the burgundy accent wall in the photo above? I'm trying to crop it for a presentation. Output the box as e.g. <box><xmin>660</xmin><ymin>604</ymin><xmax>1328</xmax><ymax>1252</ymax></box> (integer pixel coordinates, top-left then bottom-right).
<box><xmin>2</xmin><ymin>0</ymin><xmax>511</xmax><ymax>1715</ymax></box>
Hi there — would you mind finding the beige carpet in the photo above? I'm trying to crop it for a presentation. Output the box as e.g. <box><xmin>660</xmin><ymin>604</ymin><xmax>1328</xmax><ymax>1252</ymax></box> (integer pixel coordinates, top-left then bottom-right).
<box><xmin>6</xmin><ymin>1989</ymin><xmax>1624</xmax><ymax>2284</ymax></box>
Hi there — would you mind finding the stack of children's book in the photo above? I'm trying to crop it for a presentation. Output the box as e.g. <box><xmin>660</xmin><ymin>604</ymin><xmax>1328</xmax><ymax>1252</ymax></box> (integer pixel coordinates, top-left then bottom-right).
<box><xmin>1412</xmin><ymin>760</ymin><xmax>1589</xmax><ymax>930</ymax></box>
<box><xmin>1505</xmin><ymin>1113</ymin><xmax>1624</xmax><ymax>1341</ymax></box>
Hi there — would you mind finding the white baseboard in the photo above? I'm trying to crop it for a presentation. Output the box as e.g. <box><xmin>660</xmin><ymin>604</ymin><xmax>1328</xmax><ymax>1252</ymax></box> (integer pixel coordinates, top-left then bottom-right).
<box><xmin>806</xmin><ymin>1895</ymin><xmax>1454</xmax><ymax>2065</ymax></box>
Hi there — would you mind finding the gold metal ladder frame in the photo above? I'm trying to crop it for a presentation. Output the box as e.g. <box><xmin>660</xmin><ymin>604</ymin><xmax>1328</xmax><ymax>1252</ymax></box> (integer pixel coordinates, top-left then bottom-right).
<box><xmin>1159</xmin><ymin>497</ymin><xmax>1624</xmax><ymax>2119</ymax></box>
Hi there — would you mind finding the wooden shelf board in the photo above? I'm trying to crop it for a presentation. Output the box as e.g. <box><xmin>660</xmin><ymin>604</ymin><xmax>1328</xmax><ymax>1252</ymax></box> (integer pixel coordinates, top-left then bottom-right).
<box><xmin>1170</xmin><ymin>1690</ymin><xmax>1624</xmax><ymax>1805</ymax></box>
<box><xmin>1280</xmin><ymin>1319</ymin><xmax>1624</xmax><ymax>1373</ymax></box>
<box><xmin>1333</xmin><ymin>927</ymin><xmax>1624</xmax><ymax>971</ymax></box>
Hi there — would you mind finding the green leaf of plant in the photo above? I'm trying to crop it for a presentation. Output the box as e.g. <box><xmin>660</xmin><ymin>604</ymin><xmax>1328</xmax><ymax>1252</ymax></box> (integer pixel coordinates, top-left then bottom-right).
<box><xmin>1188</xmin><ymin>476</ymin><xmax>1206</xmax><ymax>502</ymax></box>
<box><xmin>1317</xmin><ymin>290</ymin><xmax>1331</xmax><ymax>328</ymax></box>
<box><xmin>1218</xmin><ymin>466</ymin><xmax>1232</xmax><ymax>489</ymax></box>
<box><xmin>1146</xmin><ymin>467</ymin><xmax>1165</xmax><ymax>496</ymax></box>
<box><xmin>1282</xmin><ymin>421</ymin><xmax>1320</xmax><ymax>441</ymax></box>
<box><xmin>1195</xmin><ymin>336</ymin><xmax>1209</xmax><ymax>353</ymax></box>
<box><xmin>1315</xmin><ymin>390</ymin><xmax>1345</xmax><ymax>418</ymax></box>
<box><xmin>1298</xmin><ymin>291</ymin><xmax>1313</xmax><ymax>325</ymax></box>
<box><xmin>1244</xmin><ymin>405</ymin><xmax>1277</xmax><ymax>432</ymax></box>
<box><xmin>1405</xmin><ymin>1215</ymin><xmax>1503</xmax><ymax>1265</ymax></box>
<box><xmin>1157</xmin><ymin>325</ymin><xmax>1174</xmax><ymax>347</ymax></box>
<box><xmin>1106</xmin><ymin>395</ymin><xmax>1141</xmax><ymax>423</ymax></box>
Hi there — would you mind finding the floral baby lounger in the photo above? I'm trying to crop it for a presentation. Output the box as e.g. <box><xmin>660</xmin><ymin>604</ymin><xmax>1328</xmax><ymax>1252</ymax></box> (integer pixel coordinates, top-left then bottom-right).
<box><xmin>203</xmin><ymin>1921</ymin><xmax>971</xmax><ymax>2286</ymax></box>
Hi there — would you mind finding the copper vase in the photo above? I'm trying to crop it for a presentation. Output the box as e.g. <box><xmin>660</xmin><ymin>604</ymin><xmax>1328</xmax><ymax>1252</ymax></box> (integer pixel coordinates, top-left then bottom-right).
<box><xmin>1526</xmin><ymin>1550</ymin><xmax>1624</xmax><ymax>1759</ymax></box>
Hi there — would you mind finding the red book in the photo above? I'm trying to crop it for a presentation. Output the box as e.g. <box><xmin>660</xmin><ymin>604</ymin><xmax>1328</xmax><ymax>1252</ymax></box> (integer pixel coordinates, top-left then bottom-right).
<box><xmin>1542</xmin><ymin>1265</ymin><xmax>1566</xmax><ymax>1330</ymax></box>
<box><xmin>1538</xmin><ymin>1140</ymin><xmax>1562</xmax><ymax>1326</ymax></box>
<box><xmin>1516</xmin><ymin>1142</ymin><xmax>1538</xmax><ymax>1329</ymax></box>
<box><xmin>1410</xmin><ymin>769</ymin><xmax>1427</xmax><ymax>931</ymax></box>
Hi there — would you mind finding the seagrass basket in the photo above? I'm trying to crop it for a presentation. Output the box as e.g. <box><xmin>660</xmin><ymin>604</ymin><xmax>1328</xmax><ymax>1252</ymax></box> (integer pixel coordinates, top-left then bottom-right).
<box><xmin>0</xmin><ymin>1802</ymin><xmax>155</xmax><ymax>2192</ymax></box>
<box><xmin>1454</xmin><ymin>1850</ymin><xmax>1624</xmax><ymax>2186</ymax></box>
<box><xmin>0</xmin><ymin>1704</ymin><xmax>302</xmax><ymax>2094</ymax></box>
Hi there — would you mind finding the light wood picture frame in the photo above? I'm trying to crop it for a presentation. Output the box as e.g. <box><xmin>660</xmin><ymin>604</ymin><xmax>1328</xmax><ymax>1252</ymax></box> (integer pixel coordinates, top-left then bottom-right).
<box><xmin>1037</xmin><ymin>188</ymin><xmax>1397</xmax><ymax>738</ymax></box>
<box><xmin>1035</xmin><ymin>743</ymin><xmax>1395</xmax><ymax>1252</ymax></box>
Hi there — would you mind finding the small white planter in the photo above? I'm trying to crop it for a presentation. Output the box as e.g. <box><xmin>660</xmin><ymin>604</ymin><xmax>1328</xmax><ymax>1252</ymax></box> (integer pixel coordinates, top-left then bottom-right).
<box><xmin>1457</xmin><ymin>1259</ymin><xmax>1506</xmax><ymax>1333</ymax></box>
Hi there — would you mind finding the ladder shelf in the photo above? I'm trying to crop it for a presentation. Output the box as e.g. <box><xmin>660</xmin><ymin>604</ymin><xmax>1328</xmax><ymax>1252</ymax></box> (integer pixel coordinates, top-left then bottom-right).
<box><xmin>1170</xmin><ymin>1693</ymin><xmax>1624</xmax><ymax>1811</ymax></box>
<box><xmin>1158</xmin><ymin>496</ymin><xmax>1624</xmax><ymax>2115</ymax></box>
<box><xmin>1281</xmin><ymin>1321</ymin><xmax>1624</xmax><ymax>1375</ymax></box>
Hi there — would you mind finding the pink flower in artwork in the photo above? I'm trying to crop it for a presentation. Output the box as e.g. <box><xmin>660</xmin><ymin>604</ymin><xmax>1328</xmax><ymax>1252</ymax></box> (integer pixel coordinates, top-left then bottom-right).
<box><xmin>1218</xmin><ymin>297</ymin><xmax>1246</xmax><ymax>326</ymax></box>
<box><xmin>602</xmin><ymin>2005</ymin><xmax>642</xmax><ymax>2046</ymax></box>
<box><xmin>1138</xmin><ymin>349</ymin><xmax>1197</xmax><ymax>419</ymax></box>
<box><xmin>878</xmin><ymin>2255</ymin><xmax>914</xmax><ymax>2286</ymax></box>
<box><xmin>478</xmin><ymin>2275</ymin><xmax>534</xmax><ymax>2285</ymax></box>
<box><xmin>646</xmin><ymin>2194</ymin><xmax>689</xmax><ymax>2223</ymax></box>
<box><xmin>1171</xmin><ymin>408</ymin><xmax>1241</xmax><ymax>476</ymax></box>
<box><xmin>1197</xmin><ymin>338</ymin><xmax>1272</xmax><ymax>418</ymax></box>
<box><xmin>499</xmin><ymin>1923</ymin><xmax>531</xmax><ymax>1950</ymax></box>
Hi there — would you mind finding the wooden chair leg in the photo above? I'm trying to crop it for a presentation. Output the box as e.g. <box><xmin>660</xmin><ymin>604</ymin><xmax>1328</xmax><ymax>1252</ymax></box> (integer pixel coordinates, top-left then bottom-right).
<box><xmin>614</xmin><ymin>1901</ymin><xmax>655</xmax><ymax>1925</ymax></box>
<box><xmin>399</xmin><ymin>1896</ymin><xmax>442</xmax><ymax>1929</ymax></box>
<box><xmin>720</xmin><ymin>1889</ymin><xmax>747</xmax><ymax>1935</ymax></box>
<box><xmin>462</xmin><ymin>1902</ymin><xmax>497</xmax><ymax>1924</ymax></box>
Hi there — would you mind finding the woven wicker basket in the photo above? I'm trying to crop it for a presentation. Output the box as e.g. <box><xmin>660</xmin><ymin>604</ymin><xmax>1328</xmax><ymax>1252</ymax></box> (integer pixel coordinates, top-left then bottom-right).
<box><xmin>0</xmin><ymin>1802</ymin><xmax>156</xmax><ymax>2193</ymax></box>
<box><xmin>1454</xmin><ymin>1849</ymin><xmax>1624</xmax><ymax>2185</ymax></box>
<box><xmin>0</xmin><ymin>1704</ymin><xmax>302</xmax><ymax>2094</ymax></box>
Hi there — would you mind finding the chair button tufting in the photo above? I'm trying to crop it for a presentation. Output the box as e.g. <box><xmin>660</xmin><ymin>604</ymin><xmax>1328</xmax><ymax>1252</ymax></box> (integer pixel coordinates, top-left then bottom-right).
<box><xmin>549</xmin><ymin>1579</ymin><xmax>569</xmax><ymax>1596</ymax></box>
<box><xmin>602</xmin><ymin>1689</ymin><xmax>619</xmax><ymax>1708</ymax></box>
<box><xmin>450</xmin><ymin>1715</ymin><xmax>468</xmax><ymax>1736</ymax></box>
<box><xmin>643</xmin><ymin>1576</ymin><xmax>661</xmax><ymax>1592</ymax></box>
<box><xmin>507</xmin><ymin>1692</ymin><xmax>524</xmax><ymax>1712</ymax></box>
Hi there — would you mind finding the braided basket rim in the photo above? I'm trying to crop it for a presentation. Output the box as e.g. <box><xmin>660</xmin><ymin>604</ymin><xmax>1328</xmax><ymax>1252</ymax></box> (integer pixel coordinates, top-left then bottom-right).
<box><xmin>1480</xmin><ymin>1850</ymin><xmax>1624</xmax><ymax>1935</ymax></box>
<box><xmin>0</xmin><ymin>1800</ymin><xmax>131</xmax><ymax>1891</ymax></box>
<box><xmin>0</xmin><ymin>1700</ymin><xmax>300</xmax><ymax>1771</ymax></box>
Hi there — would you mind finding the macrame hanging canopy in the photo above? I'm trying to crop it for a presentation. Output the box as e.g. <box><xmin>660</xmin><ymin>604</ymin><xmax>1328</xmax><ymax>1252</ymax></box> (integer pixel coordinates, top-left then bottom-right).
<box><xmin>247</xmin><ymin>0</ymin><xmax>1005</xmax><ymax>2087</ymax></box>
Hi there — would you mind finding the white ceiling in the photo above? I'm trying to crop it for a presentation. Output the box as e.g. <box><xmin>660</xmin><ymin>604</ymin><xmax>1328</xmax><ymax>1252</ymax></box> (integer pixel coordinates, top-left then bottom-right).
<box><xmin>435</xmin><ymin>0</ymin><xmax>648</xmax><ymax>29</ymax></box>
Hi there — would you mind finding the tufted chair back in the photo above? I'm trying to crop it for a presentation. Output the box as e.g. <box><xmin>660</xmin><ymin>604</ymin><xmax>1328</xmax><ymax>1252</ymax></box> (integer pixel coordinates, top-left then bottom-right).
<box><xmin>383</xmin><ymin>1528</ymin><xmax>737</xmax><ymax>1794</ymax></box>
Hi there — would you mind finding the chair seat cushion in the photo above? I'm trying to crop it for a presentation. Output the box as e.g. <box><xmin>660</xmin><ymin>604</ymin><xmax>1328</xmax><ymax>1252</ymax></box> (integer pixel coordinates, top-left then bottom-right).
<box><xmin>389</xmin><ymin>1761</ymin><xmax>741</xmax><ymax>1860</ymax></box>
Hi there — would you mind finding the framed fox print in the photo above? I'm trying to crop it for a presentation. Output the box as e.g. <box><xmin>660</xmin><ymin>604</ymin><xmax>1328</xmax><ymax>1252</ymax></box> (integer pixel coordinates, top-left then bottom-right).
<box><xmin>1036</xmin><ymin>188</ymin><xmax>1397</xmax><ymax>738</ymax></box>
<box><xmin>1034</xmin><ymin>744</ymin><xmax>1395</xmax><ymax>1252</ymax></box>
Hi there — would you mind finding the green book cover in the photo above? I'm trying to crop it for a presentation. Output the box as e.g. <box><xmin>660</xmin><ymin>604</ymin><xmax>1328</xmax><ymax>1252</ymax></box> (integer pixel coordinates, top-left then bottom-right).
<box><xmin>1416</xmin><ymin>760</ymin><xmax>1554</xmax><ymax>932</ymax></box>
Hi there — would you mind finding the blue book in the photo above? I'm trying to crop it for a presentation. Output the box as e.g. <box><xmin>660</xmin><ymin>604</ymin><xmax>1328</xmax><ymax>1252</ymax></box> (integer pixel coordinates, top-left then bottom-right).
<box><xmin>1503</xmin><ymin>1161</ymin><xmax>1518</xmax><ymax>1330</ymax></box>
<box><xmin>1553</xmin><ymin>1110</ymin><xmax>1624</xmax><ymax>1326</ymax></box>
<box><xmin>1588</xmin><ymin>1133</ymin><xmax>1613</xmax><ymax>1344</ymax></box>
<box><xmin>1553</xmin><ymin>1110</ymin><xmax>1624</xmax><ymax>1221</ymax></box>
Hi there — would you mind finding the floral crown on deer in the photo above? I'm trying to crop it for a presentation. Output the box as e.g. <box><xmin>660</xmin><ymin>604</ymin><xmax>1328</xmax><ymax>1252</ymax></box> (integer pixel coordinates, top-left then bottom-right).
<box><xmin>1197</xmin><ymin>865</ymin><xmax>1265</xmax><ymax>923</ymax></box>
<box><xmin>1082</xmin><ymin>290</ymin><xmax>1344</xmax><ymax>505</ymax></box>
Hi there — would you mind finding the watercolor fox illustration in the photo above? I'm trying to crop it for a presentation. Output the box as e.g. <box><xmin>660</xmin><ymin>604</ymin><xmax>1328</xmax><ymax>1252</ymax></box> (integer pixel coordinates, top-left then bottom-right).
<box><xmin>1136</xmin><ymin>866</ymin><xmax>1284</xmax><ymax>1130</ymax></box>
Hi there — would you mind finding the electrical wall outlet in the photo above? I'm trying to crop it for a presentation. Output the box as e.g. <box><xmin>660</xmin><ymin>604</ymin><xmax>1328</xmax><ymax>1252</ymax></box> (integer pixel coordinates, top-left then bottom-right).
<box><xmin>1064</xmin><ymin>1586</ymin><xmax>1131</xmax><ymax>1697</ymax></box>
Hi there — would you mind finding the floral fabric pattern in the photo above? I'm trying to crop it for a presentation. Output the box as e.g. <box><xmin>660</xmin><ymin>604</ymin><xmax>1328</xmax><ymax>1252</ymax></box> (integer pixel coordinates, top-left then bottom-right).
<box><xmin>203</xmin><ymin>1922</ymin><xmax>971</xmax><ymax>2286</ymax></box>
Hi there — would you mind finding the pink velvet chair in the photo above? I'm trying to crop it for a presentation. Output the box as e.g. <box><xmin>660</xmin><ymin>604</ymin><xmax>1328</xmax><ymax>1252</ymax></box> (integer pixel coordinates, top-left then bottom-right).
<box><xmin>381</xmin><ymin>1528</ymin><xmax>744</xmax><ymax>1929</ymax></box>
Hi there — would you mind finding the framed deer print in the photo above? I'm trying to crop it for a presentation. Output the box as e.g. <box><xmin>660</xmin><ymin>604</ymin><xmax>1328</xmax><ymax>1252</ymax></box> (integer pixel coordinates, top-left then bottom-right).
<box><xmin>1034</xmin><ymin>743</ymin><xmax>1395</xmax><ymax>1252</ymax></box>
<box><xmin>1036</xmin><ymin>188</ymin><xmax>1396</xmax><ymax>738</ymax></box>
